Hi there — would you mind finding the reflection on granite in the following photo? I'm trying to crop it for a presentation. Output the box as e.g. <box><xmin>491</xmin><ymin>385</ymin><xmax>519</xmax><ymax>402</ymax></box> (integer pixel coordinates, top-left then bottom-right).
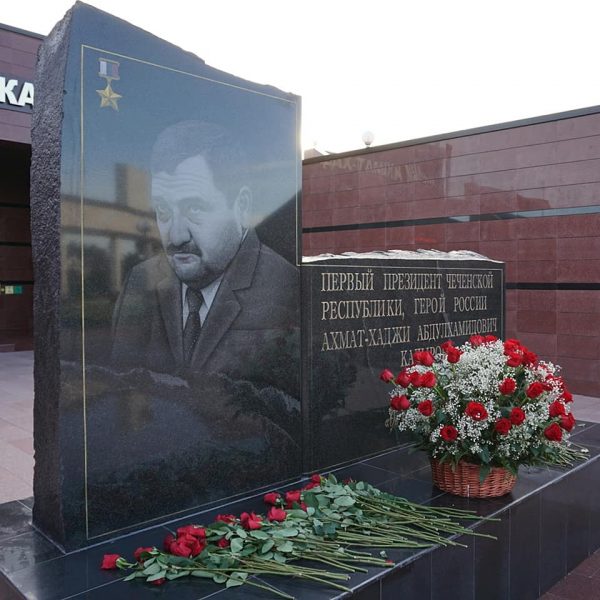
<box><xmin>1</xmin><ymin>424</ymin><xmax>598</xmax><ymax>599</ymax></box>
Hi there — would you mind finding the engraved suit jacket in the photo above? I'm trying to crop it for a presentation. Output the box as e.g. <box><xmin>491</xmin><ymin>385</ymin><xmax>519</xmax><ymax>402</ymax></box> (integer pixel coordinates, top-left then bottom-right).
<box><xmin>110</xmin><ymin>229</ymin><xmax>299</xmax><ymax>384</ymax></box>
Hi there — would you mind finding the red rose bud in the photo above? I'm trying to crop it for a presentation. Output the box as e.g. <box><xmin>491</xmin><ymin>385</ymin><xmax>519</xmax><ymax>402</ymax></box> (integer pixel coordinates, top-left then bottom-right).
<box><xmin>421</xmin><ymin>371</ymin><xmax>436</xmax><ymax>388</ymax></box>
<box><xmin>285</xmin><ymin>490</ymin><xmax>302</xmax><ymax>505</ymax></box>
<box><xmin>380</xmin><ymin>369</ymin><xmax>395</xmax><ymax>383</ymax></box>
<box><xmin>526</xmin><ymin>382</ymin><xmax>545</xmax><ymax>399</ymax></box>
<box><xmin>240</xmin><ymin>512</ymin><xmax>262</xmax><ymax>530</ymax></box>
<box><xmin>217</xmin><ymin>538</ymin><xmax>230</xmax><ymax>548</ymax></box>
<box><xmin>417</xmin><ymin>399</ymin><xmax>433</xmax><ymax>416</ymax></box>
<box><xmin>267</xmin><ymin>507</ymin><xmax>287</xmax><ymax>522</ymax></box>
<box><xmin>544</xmin><ymin>423</ymin><xmax>563</xmax><ymax>442</ymax></box>
<box><xmin>100</xmin><ymin>554</ymin><xmax>121</xmax><ymax>570</ymax></box>
<box><xmin>263</xmin><ymin>492</ymin><xmax>281</xmax><ymax>505</ymax></box>
<box><xmin>133</xmin><ymin>547</ymin><xmax>154</xmax><ymax>563</ymax></box>
<box><xmin>310</xmin><ymin>473</ymin><xmax>322</xmax><ymax>484</ymax></box>
<box><xmin>446</xmin><ymin>347</ymin><xmax>462</xmax><ymax>363</ymax></box>
<box><xmin>560</xmin><ymin>413</ymin><xmax>576</xmax><ymax>432</ymax></box>
<box><xmin>561</xmin><ymin>389</ymin><xmax>573</xmax><ymax>403</ymax></box>
<box><xmin>176</xmin><ymin>525</ymin><xmax>206</xmax><ymax>539</ymax></box>
<box><xmin>506</xmin><ymin>352</ymin><xmax>523</xmax><ymax>367</ymax></box>
<box><xmin>409</xmin><ymin>371</ymin><xmax>423</xmax><ymax>387</ymax></box>
<box><xmin>390</xmin><ymin>394</ymin><xmax>411</xmax><ymax>411</ymax></box>
<box><xmin>215</xmin><ymin>514</ymin><xmax>236</xmax><ymax>524</ymax></box>
<box><xmin>413</xmin><ymin>350</ymin><xmax>434</xmax><ymax>366</ymax></box>
<box><xmin>465</xmin><ymin>401</ymin><xmax>488</xmax><ymax>421</ymax></box>
<box><xmin>494</xmin><ymin>418</ymin><xmax>512</xmax><ymax>435</ymax></box>
<box><xmin>549</xmin><ymin>400</ymin><xmax>566</xmax><ymax>418</ymax></box>
<box><xmin>395</xmin><ymin>369</ymin><xmax>411</xmax><ymax>388</ymax></box>
<box><xmin>163</xmin><ymin>533</ymin><xmax>175</xmax><ymax>552</ymax></box>
<box><xmin>151</xmin><ymin>578</ymin><xmax>166</xmax><ymax>586</ymax></box>
<box><xmin>499</xmin><ymin>378</ymin><xmax>517</xmax><ymax>395</ymax></box>
<box><xmin>440</xmin><ymin>340</ymin><xmax>455</xmax><ymax>352</ymax></box>
<box><xmin>440</xmin><ymin>425</ymin><xmax>458</xmax><ymax>442</ymax></box>
<box><xmin>510</xmin><ymin>407</ymin><xmax>526</xmax><ymax>425</ymax></box>
<box><xmin>469</xmin><ymin>335</ymin><xmax>485</xmax><ymax>347</ymax></box>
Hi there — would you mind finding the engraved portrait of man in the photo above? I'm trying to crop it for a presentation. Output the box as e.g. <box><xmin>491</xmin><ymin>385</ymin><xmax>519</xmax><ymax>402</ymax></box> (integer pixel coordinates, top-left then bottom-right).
<box><xmin>110</xmin><ymin>120</ymin><xmax>299</xmax><ymax>383</ymax></box>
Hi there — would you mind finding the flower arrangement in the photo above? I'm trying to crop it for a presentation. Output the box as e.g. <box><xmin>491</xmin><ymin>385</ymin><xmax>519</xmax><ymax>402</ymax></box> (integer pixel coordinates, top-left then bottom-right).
<box><xmin>381</xmin><ymin>336</ymin><xmax>587</xmax><ymax>486</ymax></box>
<box><xmin>102</xmin><ymin>474</ymin><xmax>492</xmax><ymax>596</ymax></box>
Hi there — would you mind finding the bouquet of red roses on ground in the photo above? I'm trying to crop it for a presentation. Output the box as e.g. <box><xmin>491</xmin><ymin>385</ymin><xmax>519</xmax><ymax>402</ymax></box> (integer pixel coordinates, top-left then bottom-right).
<box><xmin>381</xmin><ymin>336</ymin><xmax>587</xmax><ymax>480</ymax></box>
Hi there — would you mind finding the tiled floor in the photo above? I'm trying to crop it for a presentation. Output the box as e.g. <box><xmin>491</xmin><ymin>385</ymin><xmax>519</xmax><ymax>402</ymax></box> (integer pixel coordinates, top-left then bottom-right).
<box><xmin>0</xmin><ymin>350</ymin><xmax>598</xmax><ymax>599</ymax></box>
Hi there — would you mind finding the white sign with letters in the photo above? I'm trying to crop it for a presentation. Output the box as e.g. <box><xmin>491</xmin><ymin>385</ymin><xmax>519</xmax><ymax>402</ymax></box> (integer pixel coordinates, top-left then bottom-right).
<box><xmin>0</xmin><ymin>76</ymin><xmax>34</xmax><ymax>108</ymax></box>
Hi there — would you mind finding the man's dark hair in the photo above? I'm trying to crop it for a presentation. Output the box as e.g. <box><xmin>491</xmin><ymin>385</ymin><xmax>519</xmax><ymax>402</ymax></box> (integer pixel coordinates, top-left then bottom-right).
<box><xmin>151</xmin><ymin>120</ymin><xmax>248</xmax><ymax>205</ymax></box>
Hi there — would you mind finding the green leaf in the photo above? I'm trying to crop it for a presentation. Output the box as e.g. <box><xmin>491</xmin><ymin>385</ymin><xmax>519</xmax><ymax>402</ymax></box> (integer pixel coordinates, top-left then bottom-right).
<box><xmin>276</xmin><ymin>528</ymin><xmax>299</xmax><ymax>537</ymax></box>
<box><xmin>334</xmin><ymin>495</ymin><xmax>356</xmax><ymax>508</ymax></box>
<box><xmin>235</xmin><ymin>528</ymin><xmax>248</xmax><ymax>539</ymax></box>
<box><xmin>478</xmin><ymin>447</ymin><xmax>491</xmax><ymax>464</ymax></box>
<box><xmin>479</xmin><ymin>464</ymin><xmax>491</xmax><ymax>483</ymax></box>
<box><xmin>123</xmin><ymin>573</ymin><xmax>137</xmax><ymax>582</ymax></box>
<box><xmin>273</xmin><ymin>552</ymin><xmax>287</xmax><ymax>563</ymax></box>
<box><xmin>146</xmin><ymin>570</ymin><xmax>167</xmax><ymax>582</ymax></box>
<box><xmin>305</xmin><ymin>507</ymin><xmax>316</xmax><ymax>517</ymax></box>
<box><xmin>166</xmin><ymin>571</ymin><xmax>188</xmax><ymax>580</ymax></box>
<box><xmin>276</xmin><ymin>541</ymin><xmax>294</xmax><ymax>553</ymax></box>
<box><xmin>142</xmin><ymin>558</ymin><xmax>156</xmax><ymax>568</ymax></box>
<box><xmin>213</xmin><ymin>574</ymin><xmax>228</xmax><ymax>584</ymax></box>
<box><xmin>249</xmin><ymin>530</ymin><xmax>269</xmax><ymax>540</ymax></box>
<box><xmin>230</xmin><ymin>537</ymin><xmax>244</xmax><ymax>553</ymax></box>
<box><xmin>142</xmin><ymin>562</ymin><xmax>162</xmax><ymax>576</ymax></box>
<box><xmin>261</xmin><ymin>540</ymin><xmax>275</xmax><ymax>554</ymax></box>
<box><xmin>191</xmin><ymin>570</ymin><xmax>215</xmax><ymax>578</ymax></box>
<box><xmin>226</xmin><ymin>577</ymin><xmax>244</xmax><ymax>588</ymax></box>
<box><xmin>240</xmin><ymin>545</ymin><xmax>258</xmax><ymax>557</ymax></box>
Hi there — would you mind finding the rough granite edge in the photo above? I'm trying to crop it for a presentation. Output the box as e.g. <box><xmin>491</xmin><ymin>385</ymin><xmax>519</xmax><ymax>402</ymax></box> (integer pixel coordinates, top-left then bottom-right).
<box><xmin>302</xmin><ymin>249</ymin><xmax>503</xmax><ymax>263</ymax></box>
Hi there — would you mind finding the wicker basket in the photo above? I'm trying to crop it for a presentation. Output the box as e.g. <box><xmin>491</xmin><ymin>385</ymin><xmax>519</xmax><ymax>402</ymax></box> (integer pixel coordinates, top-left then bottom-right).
<box><xmin>430</xmin><ymin>458</ymin><xmax>517</xmax><ymax>498</ymax></box>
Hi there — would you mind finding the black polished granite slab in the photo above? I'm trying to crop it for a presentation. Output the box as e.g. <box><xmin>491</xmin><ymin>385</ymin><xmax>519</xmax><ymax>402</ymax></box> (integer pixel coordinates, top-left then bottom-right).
<box><xmin>302</xmin><ymin>254</ymin><xmax>505</xmax><ymax>470</ymax></box>
<box><xmin>31</xmin><ymin>2</ymin><xmax>301</xmax><ymax>550</ymax></box>
<box><xmin>2</xmin><ymin>422</ymin><xmax>598</xmax><ymax>600</ymax></box>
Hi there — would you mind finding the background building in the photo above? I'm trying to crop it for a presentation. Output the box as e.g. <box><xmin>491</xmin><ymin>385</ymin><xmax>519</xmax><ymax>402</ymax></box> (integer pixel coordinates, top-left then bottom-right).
<box><xmin>303</xmin><ymin>108</ymin><xmax>600</xmax><ymax>396</ymax></box>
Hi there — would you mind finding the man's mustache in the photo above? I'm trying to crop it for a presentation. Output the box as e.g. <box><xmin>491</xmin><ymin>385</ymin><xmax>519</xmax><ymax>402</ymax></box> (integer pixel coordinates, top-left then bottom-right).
<box><xmin>166</xmin><ymin>243</ymin><xmax>201</xmax><ymax>256</ymax></box>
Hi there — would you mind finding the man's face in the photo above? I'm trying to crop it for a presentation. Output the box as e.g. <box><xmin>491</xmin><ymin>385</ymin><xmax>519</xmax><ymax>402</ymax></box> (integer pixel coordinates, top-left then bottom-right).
<box><xmin>151</xmin><ymin>154</ymin><xmax>245</xmax><ymax>288</ymax></box>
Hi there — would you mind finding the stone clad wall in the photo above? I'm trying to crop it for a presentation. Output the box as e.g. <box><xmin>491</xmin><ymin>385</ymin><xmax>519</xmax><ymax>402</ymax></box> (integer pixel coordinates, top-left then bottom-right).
<box><xmin>303</xmin><ymin>110</ymin><xmax>600</xmax><ymax>396</ymax></box>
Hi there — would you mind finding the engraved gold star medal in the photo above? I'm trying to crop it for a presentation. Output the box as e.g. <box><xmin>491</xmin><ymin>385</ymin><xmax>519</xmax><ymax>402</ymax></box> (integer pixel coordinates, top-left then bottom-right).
<box><xmin>96</xmin><ymin>58</ymin><xmax>122</xmax><ymax>110</ymax></box>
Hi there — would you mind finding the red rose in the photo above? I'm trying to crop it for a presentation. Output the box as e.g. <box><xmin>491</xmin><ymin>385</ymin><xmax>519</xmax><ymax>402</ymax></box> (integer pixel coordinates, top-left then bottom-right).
<box><xmin>506</xmin><ymin>352</ymin><xmax>523</xmax><ymax>367</ymax></box>
<box><xmin>169</xmin><ymin>540</ymin><xmax>192</xmax><ymax>557</ymax></box>
<box><xmin>465</xmin><ymin>401</ymin><xmax>488</xmax><ymax>421</ymax></box>
<box><xmin>499</xmin><ymin>378</ymin><xmax>517</xmax><ymax>395</ymax></box>
<box><xmin>561</xmin><ymin>389</ymin><xmax>573</xmax><ymax>403</ymax></box>
<box><xmin>390</xmin><ymin>394</ymin><xmax>411</xmax><ymax>411</ymax></box>
<box><xmin>446</xmin><ymin>347</ymin><xmax>462</xmax><ymax>364</ymax></box>
<box><xmin>440</xmin><ymin>425</ymin><xmax>458</xmax><ymax>442</ymax></box>
<box><xmin>544</xmin><ymin>423</ymin><xmax>563</xmax><ymax>442</ymax></box>
<box><xmin>100</xmin><ymin>554</ymin><xmax>121</xmax><ymax>570</ymax></box>
<box><xmin>380</xmin><ymin>369</ymin><xmax>395</xmax><ymax>383</ymax></box>
<box><xmin>263</xmin><ymin>492</ymin><xmax>281</xmax><ymax>505</ymax></box>
<box><xmin>395</xmin><ymin>369</ymin><xmax>411</xmax><ymax>388</ymax></box>
<box><xmin>484</xmin><ymin>335</ymin><xmax>497</xmax><ymax>342</ymax></box>
<box><xmin>413</xmin><ymin>351</ymin><xmax>434</xmax><ymax>367</ymax></box>
<box><xmin>310</xmin><ymin>474</ymin><xmax>322</xmax><ymax>484</ymax></box>
<box><xmin>151</xmin><ymin>578</ymin><xmax>166</xmax><ymax>586</ymax></box>
<box><xmin>303</xmin><ymin>481</ymin><xmax>319</xmax><ymax>490</ymax></box>
<box><xmin>174</xmin><ymin>534</ymin><xmax>205</xmax><ymax>557</ymax></box>
<box><xmin>240</xmin><ymin>512</ymin><xmax>262</xmax><ymax>530</ymax></box>
<box><xmin>560</xmin><ymin>413</ymin><xmax>575</xmax><ymax>432</ymax></box>
<box><xmin>421</xmin><ymin>371</ymin><xmax>436</xmax><ymax>388</ymax></box>
<box><xmin>522</xmin><ymin>350</ymin><xmax>537</xmax><ymax>366</ymax></box>
<box><xmin>417</xmin><ymin>399</ymin><xmax>433</xmax><ymax>416</ymax></box>
<box><xmin>510</xmin><ymin>407</ymin><xmax>526</xmax><ymax>425</ymax></box>
<box><xmin>285</xmin><ymin>490</ymin><xmax>301</xmax><ymax>505</ymax></box>
<box><xmin>526</xmin><ymin>382</ymin><xmax>545</xmax><ymax>399</ymax></box>
<box><xmin>440</xmin><ymin>340</ymin><xmax>455</xmax><ymax>352</ymax></box>
<box><xmin>548</xmin><ymin>401</ymin><xmax>566</xmax><ymax>418</ymax></box>
<box><xmin>504</xmin><ymin>339</ymin><xmax>522</xmax><ymax>354</ymax></box>
<box><xmin>163</xmin><ymin>534</ymin><xmax>175</xmax><ymax>552</ymax></box>
<box><xmin>267</xmin><ymin>507</ymin><xmax>287</xmax><ymax>522</ymax></box>
<box><xmin>133</xmin><ymin>547</ymin><xmax>154</xmax><ymax>563</ymax></box>
<box><xmin>409</xmin><ymin>371</ymin><xmax>423</xmax><ymax>387</ymax></box>
<box><xmin>217</xmin><ymin>538</ymin><xmax>230</xmax><ymax>548</ymax></box>
<box><xmin>469</xmin><ymin>335</ymin><xmax>485</xmax><ymax>347</ymax></box>
<box><xmin>215</xmin><ymin>514</ymin><xmax>236</xmax><ymax>524</ymax></box>
<box><xmin>176</xmin><ymin>525</ymin><xmax>206</xmax><ymax>539</ymax></box>
<box><xmin>494</xmin><ymin>418</ymin><xmax>512</xmax><ymax>435</ymax></box>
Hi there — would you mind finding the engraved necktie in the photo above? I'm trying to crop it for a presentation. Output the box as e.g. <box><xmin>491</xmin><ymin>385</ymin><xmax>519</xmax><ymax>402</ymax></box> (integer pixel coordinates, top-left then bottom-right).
<box><xmin>183</xmin><ymin>288</ymin><xmax>204</xmax><ymax>366</ymax></box>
